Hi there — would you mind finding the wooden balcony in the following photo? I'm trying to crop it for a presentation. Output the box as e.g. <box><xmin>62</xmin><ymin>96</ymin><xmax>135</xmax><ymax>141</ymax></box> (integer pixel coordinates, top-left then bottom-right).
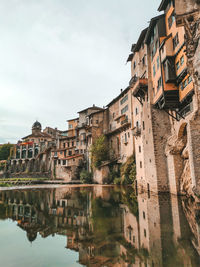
<box><xmin>132</xmin><ymin>127</ymin><xmax>141</xmax><ymax>137</ymax></box>
<box><xmin>131</xmin><ymin>78</ymin><xmax>148</xmax><ymax>99</ymax></box>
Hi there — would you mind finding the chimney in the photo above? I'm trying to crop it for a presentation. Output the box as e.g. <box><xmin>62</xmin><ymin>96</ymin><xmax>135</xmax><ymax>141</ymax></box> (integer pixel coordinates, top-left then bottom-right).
<box><xmin>121</xmin><ymin>89</ymin><xmax>123</xmax><ymax>93</ymax></box>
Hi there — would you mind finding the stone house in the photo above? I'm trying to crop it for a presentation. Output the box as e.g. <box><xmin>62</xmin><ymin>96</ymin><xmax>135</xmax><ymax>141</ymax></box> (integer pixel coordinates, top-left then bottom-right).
<box><xmin>52</xmin><ymin>118</ymin><xmax>84</xmax><ymax>181</ymax></box>
<box><xmin>8</xmin><ymin>121</ymin><xmax>59</xmax><ymax>177</ymax></box>
<box><xmin>106</xmin><ymin>87</ymin><xmax>134</xmax><ymax>164</ymax></box>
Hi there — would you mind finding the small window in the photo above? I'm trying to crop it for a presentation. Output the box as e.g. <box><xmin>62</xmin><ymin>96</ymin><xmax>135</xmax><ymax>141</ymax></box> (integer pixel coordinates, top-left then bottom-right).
<box><xmin>143</xmin><ymin>211</ymin><xmax>146</xmax><ymax>220</ymax></box>
<box><xmin>180</xmin><ymin>56</ymin><xmax>184</xmax><ymax>66</ymax></box>
<box><xmin>139</xmin><ymin>146</ymin><xmax>141</xmax><ymax>153</ymax></box>
<box><xmin>121</xmin><ymin>105</ymin><xmax>128</xmax><ymax>115</ymax></box>
<box><xmin>153</xmin><ymin>65</ymin><xmax>156</xmax><ymax>77</ymax></box>
<box><xmin>173</xmin><ymin>33</ymin><xmax>179</xmax><ymax>49</ymax></box>
<box><xmin>143</xmin><ymin>121</ymin><xmax>145</xmax><ymax>130</ymax></box>
<box><xmin>188</xmin><ymin>76</ymin><xmax>192</xmax><ymax>84</ymax></box>
<box><xmin>144</xmin><ymin>229</ymin><xmax>146</xmax><ymax>237</ymax></box>
<box><xmin>142</xmin><ymin>56</ymin><xmax>146</xmax><ymax>66</ymax></box>
<box><xmin>140</xmin><ymin>161</ymin><xmax>142</xmax><ymax>168</ymax></box>
<box><xmin>184</xmin><ymin>79</ymin><xmax>188</xmax><ymax>88</ymax></box>
<box><xmin>157</xmin><ymin>56</ymin><xmax>160</xmax><ymax>70</ymax></box>
<box><xmin>176</xmin><ymin>61</ymin><xmax>180</xmax><ymax>70</ymax></box>
<box><xmin>157</xmin><ymin>77</ymin><xmax>162</xmax><ymax>91</ymax></box>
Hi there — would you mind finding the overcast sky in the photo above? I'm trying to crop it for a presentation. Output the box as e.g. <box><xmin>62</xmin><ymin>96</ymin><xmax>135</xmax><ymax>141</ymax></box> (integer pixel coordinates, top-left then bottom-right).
<box><xmin>0</xmin><ymin>0</ymin><xmax>161</xmax><ymax>143</ymax></box>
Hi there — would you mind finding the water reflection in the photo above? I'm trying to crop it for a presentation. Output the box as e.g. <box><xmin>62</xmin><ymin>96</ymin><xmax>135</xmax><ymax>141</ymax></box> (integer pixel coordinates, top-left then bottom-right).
<box><xmin>0</xmin><ymin>186</ymin><xmax>199</xmax><ymax>266</ymax></box>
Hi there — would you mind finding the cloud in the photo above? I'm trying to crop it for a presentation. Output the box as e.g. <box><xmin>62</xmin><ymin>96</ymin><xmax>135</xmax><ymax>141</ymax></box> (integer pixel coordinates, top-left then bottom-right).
<box><xmin>0</xmin><ymin>0</ymin><xmax>160</xmax><ymax>143</ymax></box>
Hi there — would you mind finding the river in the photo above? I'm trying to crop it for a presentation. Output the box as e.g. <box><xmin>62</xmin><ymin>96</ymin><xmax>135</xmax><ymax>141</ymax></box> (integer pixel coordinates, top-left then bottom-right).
<box><xmin>0</xmin><ymin>185</ymin><xmax>199</xmax><ymax>266</ymax></box>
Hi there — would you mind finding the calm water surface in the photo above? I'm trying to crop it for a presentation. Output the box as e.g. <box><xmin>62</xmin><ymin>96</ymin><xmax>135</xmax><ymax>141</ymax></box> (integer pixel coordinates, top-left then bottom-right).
<box><xmin>0</xmin><ymin>185</ymin><xmax>199</xmax><ymax>267</ymax></box>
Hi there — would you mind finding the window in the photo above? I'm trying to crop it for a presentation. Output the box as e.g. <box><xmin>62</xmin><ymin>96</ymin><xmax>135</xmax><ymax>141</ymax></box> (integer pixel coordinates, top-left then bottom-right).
<box><xmin>63</xmin><ymin>160</ymin><xmax>66</xmax><ymax>165</ymax></box>
<box><xmin>133</xmin><ymin>61</ymin><xmax>136</xmax><ymax>69</ymax></box>
<box><xmin>176</xmin><ymin>61</ymin><xmax>180</xmax><ymax>70</ymax></box>
<box><xmin>139</xmin><ymin>146</ymin><xmax>141</xmax><ymax>153</ymax></box>
<box><xmin>188</xmin><ymin>76</ymin><xmax>192</xmax><ymax>84</ymax></box>
<box><xmin>153</xmin><ymin>87</ymin><xmax>156</xmax><ymax>96</ymax></box>
<box><xmin>72</xmin><ymin>142</ymin><xmax>74</xmax><ymax>147</ymax></box>
<box><xmin>173</xmin><ymin>33</ymin><xmax>179</xmax><ymax>49</ymax></box>
<box><xmin>143</xmin><ymin>211</ymin><xmax>146</xmax><ymax>219</ymax></box>
<box><xmin>142</xmin><ymin>56</ymin><xmax>146</xmax><ymax>66</ymax></box>
<box><xmin>150</xmin><ymin>35</ymin><xmax>154</xmax><ymax>44</ymax></box>
<box><xmin>96</xmin><ymin>120</ymin><xmax>99</xmax><ymax>124</ymax></box>
<box><xmin>153</xmin><ymin>43</ymin><xmax>157</xmax><ymax>58</ymax></box>
<box><xmin>121</xmin><ymin>105</ymin><xmax>128</xmax><ymax>115</ymax></box>
<box><xmin>136</xmin><ymin>121</ymin><xmax>139</xmax><ymax>128</ymax></box>
<box><xmin>63</xmin><ymin>143</ymin><xmax>66</xmax><ymax>148</ymax></box>
<box><xmin>180</xmin><ymin>82</ymin><xmax>184</xmax><ymax>91</ymax></box>
<box><xmin>69</xmin><ymin>124</ymin><xmax>73</xmax><ymax>129</ymax></box>
<box><xmin>144</xmin><ymin>229</ymin><xmax>147</xmax><ymax>237</ymax></box>
<box><xmin>135</xmin><ymin>108</ymin><xmax>138</xmax><ymax>115</ymax></box>
<box><xmin>184</xmin><ymin>79</ymin><xmax>188</xmax><ymax>88</ymax></box>
<box><xmin>180</xmin><ymin>56</ymin><xmax>184</xmax><ymax>66</ymax></box>
<box><xmin>140</xmin><ymin>161</ymin><xmax>142</xmax><ymax>168</ymax></box>
<box><xmin>181</xmin><ymin>79</ymin><xmax>188</xmax><ymax>90</ymax></box>
<box><xmin>143</xmin><ymin>121</ymin><xmax>145</xmax><ymax>130</ymax></box>
<box><xmin>125</xmin><ymin>133</ymin><xmax>127</xmax><ymax>143</ymax></box>
<box><xmin>153</xmin><ymin>26</ymin><xmax>156</xmax><ymax>36</ymax></box>
<box><xmin>157</xmin><ymin>77</ymin><xmax>162</xmax><ymax>91</ymax></box>
<box><xmin>120</xmin><ymin>95</ymin><xmax>128</xmax><ymax>105</ymax></box>
<box><xmin>153</xmin><ymin>65</ymin><xmax>156</xmax><ymax>77</ymax></box>
<box><xmin>168</xmin><ymin>11</ymin><xmax>175</xmax><ymax>29</ymax></box>
<box><xmin>157</xmin><ymin>56</ymin><xmax>160</xmax><ymax>70</ymax></box>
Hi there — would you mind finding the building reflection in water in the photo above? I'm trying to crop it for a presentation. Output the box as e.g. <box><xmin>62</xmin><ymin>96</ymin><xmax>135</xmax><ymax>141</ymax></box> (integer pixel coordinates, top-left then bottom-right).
<box><xmin>0</xmin><ymin>186</ymin><xmax>199</xmax><ymax>266</ymax></box>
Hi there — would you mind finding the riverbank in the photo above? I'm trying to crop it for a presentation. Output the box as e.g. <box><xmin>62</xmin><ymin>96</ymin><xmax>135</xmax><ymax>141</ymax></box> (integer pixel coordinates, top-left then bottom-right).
<box><xmin>0</xmin><ymin>183</ymin><xmax>121</xmax><ymax>191</ymax></box>
<box><xmin>0</xmin><ymin>178</ymin><xmax>83</xmax><ymax>188</ymax></box>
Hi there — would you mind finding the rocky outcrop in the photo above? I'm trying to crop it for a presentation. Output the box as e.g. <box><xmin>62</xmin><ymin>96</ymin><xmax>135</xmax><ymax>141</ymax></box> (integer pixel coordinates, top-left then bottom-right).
<box><xmin>180</xmin><ymin>159</ymin><xmax>193</xmax><ymax>196</ymax></box>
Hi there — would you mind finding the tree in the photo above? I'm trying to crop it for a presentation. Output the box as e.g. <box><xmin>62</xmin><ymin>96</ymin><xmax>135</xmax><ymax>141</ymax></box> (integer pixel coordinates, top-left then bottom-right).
<box><xmin>90</xmin><ymin>135</ymin><xmax>109</xmax><ymax>168</ymax></box>
<box><xmin>0</xmin><ymin>144</ymin><xmax>14</xmax><ymax>160</ymax></box>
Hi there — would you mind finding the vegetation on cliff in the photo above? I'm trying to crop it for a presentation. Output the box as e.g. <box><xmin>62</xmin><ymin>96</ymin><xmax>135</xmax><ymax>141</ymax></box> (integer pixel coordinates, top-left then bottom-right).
<box><xmin>90</xmin><ymin>135</ymin><xmax>109</xmax><ymax>168</ymax></box>
<box><xmin>80</xmin><ymin>169</ymin><xmax>92</xmax><ymax>184</ymax></box>
<box><xmin>113</xmin><ymin>155</ymin><xmax>136</xmax><ymax>185</ymax></box>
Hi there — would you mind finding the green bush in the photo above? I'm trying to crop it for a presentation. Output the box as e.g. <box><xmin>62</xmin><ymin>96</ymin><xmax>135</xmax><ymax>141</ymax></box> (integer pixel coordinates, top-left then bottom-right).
<box><xmin>80</xmin><ymin>169</ymin><xmax>92</xmax><ymax>184</ymax></box>
<box><xmin>120</xmin><ymin>155</ymin><xmax>136</xmax><ymax>185</ymax></box>
<box><xmin>90</xmin><ymin>135</ymin><xmax>109</xmax><ymax>168</ymax></box>
<box><xmin>0</xmin><ymin>144</ymin><xmax>14</xmax><ymax>160</ymax></box>
<box><xmin>113</xmin><ymin>177</ymin><xmax>121</xmax><ymax>185</ymax></box>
